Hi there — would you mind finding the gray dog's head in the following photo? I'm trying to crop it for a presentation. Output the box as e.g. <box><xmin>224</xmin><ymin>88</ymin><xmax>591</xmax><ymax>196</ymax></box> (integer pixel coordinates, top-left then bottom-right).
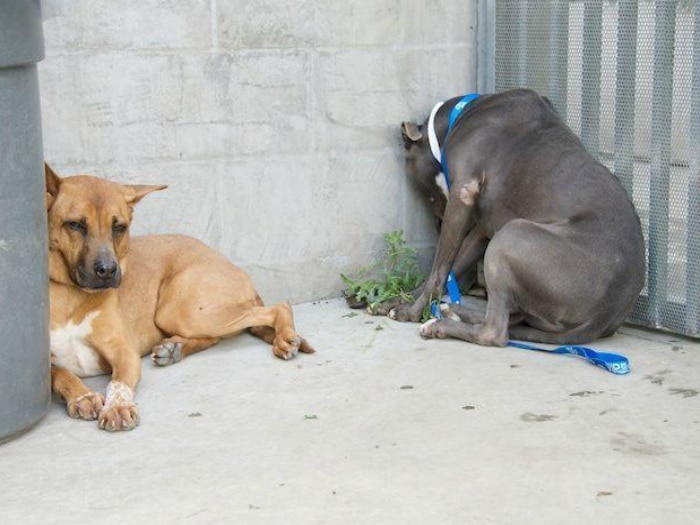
<box><xmin>401</xmin><ymin>121</ymin><xmax>447</xmax><ymax>222</ymax></box>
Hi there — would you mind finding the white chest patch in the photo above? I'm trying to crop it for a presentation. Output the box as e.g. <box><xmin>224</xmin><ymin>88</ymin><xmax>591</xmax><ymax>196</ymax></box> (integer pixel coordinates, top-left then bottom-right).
<box><xmin>435</xmin><ymin>172</ymin><xmax>449</xmax><ymax>199</ymax></box>
<box><xmin>50</xmin><ymin>311</ymin><xmax>104</xmax><ymax>378</ymax></box>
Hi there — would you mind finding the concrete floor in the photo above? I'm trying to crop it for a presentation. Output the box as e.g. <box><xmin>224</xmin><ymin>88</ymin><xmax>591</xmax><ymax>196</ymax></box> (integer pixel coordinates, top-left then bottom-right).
<box><xmin>2</xmin><ymin>298</ymin><xmax>700</xmax><ymax>524</ymax></box>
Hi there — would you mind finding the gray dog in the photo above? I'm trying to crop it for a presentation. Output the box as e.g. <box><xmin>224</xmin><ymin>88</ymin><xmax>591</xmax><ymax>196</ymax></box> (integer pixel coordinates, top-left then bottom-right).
<box><xmin>388</xmin><ymin>88</ymin><xmax>645</xmax><ymax>346</ymax></box>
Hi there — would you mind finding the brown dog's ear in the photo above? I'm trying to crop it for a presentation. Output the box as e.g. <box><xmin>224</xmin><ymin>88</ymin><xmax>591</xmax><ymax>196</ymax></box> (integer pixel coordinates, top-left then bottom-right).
<box><xmin>401</xmin><ymin>121</ymin><xmax>423</xmax><ymax>146</ymax></box>
<box><xmin>45</xmin><ymin>163</ymin><xmax>62</xmax><ymax>209</ymax></box>
<box><xmin>123</xmin><ymin>184</ymin><xmax>168</xmax><ymax>205</ymax></box>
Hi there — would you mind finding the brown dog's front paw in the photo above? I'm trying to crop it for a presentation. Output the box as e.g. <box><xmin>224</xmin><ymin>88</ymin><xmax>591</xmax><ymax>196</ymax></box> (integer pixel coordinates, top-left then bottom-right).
<box><xmin>98</xmin><ymin>380</ymin><xmax>139</xmax><ymax>431</ymax></box>
<box><xmin>388</xmin><ymin>303</ymin><xmax>420</xmax><ymax>322</ymax></box>
<box><xmin>67</xmin><ymin>392</ymin><xmax>105</xmax><ymax>420</ymax></box>
<box><xmin>151</xmin><ymin>341</ymin><xmax>183</xmax><ymax>366</ymax></box>
<box><xmin>99</xmin><ymin>405</ymin><xmax>139</xmax><ymax>432</ymax></box>
<box><xmin>273</xmin><ymin>329</ymin><xmax>301</xmax><ymax>360</ymax></box>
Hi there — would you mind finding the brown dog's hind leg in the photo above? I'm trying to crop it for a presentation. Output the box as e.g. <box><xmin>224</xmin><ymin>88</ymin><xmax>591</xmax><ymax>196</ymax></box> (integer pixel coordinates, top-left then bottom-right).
<box><xmin>154</xmin><ymin>263</ymin><xmax>314</xmax><ymax>360</ymax></box>
<box><xmin>51</xmin><ymin>367</ymin><xmax>105</xmax><ymax>421</ymax></box>
<box><xmin>248</xmin><ymin>294</ymin><xmax>314</xmax><ymax>355</ymax></box>
<box><xmin>152</xmin><ymin>336</ymin><xmax>220</xmax><ymax>366</ymax></box>
<box><xmin>156</xmin><ymin>298</ymin><xmax>310</xmax><ymax>360</ymax></box>
<box><xmin>249</xmin><ymin>325</ymin><xmax>315</xmax><ymax>355</ymax></box>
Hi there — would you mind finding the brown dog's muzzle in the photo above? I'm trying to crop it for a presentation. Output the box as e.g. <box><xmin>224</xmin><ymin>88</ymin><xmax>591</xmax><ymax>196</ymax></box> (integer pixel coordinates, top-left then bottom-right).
<box><xmin>76</xmin><ymin>249</ymin><xmax>122</xmax><ymax>290</ymax></box>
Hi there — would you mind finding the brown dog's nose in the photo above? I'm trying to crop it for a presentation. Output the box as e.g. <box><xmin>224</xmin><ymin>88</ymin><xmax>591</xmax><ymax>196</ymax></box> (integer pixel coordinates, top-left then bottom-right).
<box><xmin>94</xmin><ymin>258</ymin><xmax>117</xmax><ymax>280</ymax></box>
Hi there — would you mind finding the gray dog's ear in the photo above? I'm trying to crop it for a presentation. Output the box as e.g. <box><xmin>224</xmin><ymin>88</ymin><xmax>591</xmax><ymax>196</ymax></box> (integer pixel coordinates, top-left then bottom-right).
<box><xmin>401</xmin><ymin>121</ymin><xmax>423</xmax><ymax>147</ymax></box>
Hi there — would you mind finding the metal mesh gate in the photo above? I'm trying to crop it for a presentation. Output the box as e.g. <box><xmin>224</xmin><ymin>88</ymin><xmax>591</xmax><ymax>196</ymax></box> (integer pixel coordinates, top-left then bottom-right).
<box><xmin>478</xmin><ymin>0</ymin><xmax>700</xmax><ymax>337</ymax></box>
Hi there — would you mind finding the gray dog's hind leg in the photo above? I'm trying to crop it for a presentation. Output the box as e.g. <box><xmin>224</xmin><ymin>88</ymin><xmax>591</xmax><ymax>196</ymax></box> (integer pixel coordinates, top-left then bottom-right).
<box><xmin>420</xmin><ymin>318</ymin><xmax>607</xmax><ymax>346</ymax></box>
<box><xmin>424</xmin><ymin>219</ymin><xmax>617</xmax><ymax>347</ymax></box>
<box><xmin>421</xmin><ymin>283</ymin><xmax>512</xmax><ymax>347</ymax></box>
<box><xmin>441</xmin><ymin>298</ymin><xmax>527</xmax><ymax>326</ymax></box>
<box><xmin>439</xmin><ymin>298</ymin><xmax>488</xmax><ymax>324</ymax></box>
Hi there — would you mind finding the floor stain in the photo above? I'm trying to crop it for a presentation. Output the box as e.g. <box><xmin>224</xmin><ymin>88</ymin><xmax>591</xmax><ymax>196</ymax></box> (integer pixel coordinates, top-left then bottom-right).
<box><xmin>570</xmin><ymin>390</ymin><xmax>604</xmax><ymax>397</ymax></box>
<box><xmin>610</xmin><ymin>432</ymin><xmax>666</xmax><ymax>456</ymax></box>
<box><xmin>520</xmin><ymin>412</ymin><xmax>557</xmax><ymax>422</ymax></box>
<box><xmin>668</xmin><ymin>388</ymin><xmax>699</xmax><ymax>398</ymax></box>
<box><xmin>361</xmin><ymin>323</ymin><xmax>386</xmax><ymax>350</ymax></box>
<box><xmin>643</xmin><ymin>369</ymin><xmax>672</xmax><ymax>386</ymax></box>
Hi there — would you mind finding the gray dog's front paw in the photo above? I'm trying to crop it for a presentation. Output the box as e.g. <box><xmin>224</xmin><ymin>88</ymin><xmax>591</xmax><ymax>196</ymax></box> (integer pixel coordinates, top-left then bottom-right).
<box><xmin>369</xmin><ymin>297</ymin><xmax>404</xmax><ymax>316</ymax></box>
<box><xmin>388</xmin><ymin>303</ymin><xmax>421</xmax><ymax>322</ymax></box>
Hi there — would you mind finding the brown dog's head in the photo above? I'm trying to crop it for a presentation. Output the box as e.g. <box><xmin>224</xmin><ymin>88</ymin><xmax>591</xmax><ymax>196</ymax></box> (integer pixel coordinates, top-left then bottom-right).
<box><xmin>45</xmin><ymin>164</ymin><xmax>166</xmax><ymax>291</ymax></box>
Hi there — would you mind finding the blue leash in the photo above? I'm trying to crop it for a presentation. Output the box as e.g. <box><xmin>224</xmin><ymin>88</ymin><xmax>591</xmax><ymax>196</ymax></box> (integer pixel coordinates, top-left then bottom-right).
<box><xmin>506</xmin><ymin>341</ymin><xmax>630</xmax><ymax>375</ymax></box>
<box><xmin>428</xmin><ymin>93</ymin><xmax>630</xmax><ymax>376</ymax></box>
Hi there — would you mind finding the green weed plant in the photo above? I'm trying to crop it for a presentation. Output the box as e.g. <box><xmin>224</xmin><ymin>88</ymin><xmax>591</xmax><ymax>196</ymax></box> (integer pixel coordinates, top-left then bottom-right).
<box><xmin>341</xmin><ymin>230</ymin><xmax>425</xmax><ymax>314</ymax></box>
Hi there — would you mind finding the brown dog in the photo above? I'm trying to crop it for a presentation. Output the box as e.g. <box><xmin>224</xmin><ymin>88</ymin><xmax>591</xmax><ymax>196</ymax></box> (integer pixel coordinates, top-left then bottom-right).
<box><xmin>46</xmin><ymin>164</ymin><xmax>313</xmax><ymax>431</ymax></box>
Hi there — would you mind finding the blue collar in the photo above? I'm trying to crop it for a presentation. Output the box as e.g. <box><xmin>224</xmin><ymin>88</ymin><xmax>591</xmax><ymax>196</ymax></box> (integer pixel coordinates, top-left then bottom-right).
<box><xmin>447</xmin><ymin>93</ymin><xmax>481</xmax><ymax>132</ymax></box>
<box><xmin>427</xmin><ymin>93</ymin><xmax>480</xmax><ymax>189</ymax></box>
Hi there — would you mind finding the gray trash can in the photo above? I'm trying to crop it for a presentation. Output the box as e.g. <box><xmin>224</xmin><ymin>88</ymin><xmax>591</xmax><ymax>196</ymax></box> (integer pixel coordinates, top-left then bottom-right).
<box><xmin>0</xmin><ymin>0</ymin><xmax>51</xmax><ymax>443</ymax></box>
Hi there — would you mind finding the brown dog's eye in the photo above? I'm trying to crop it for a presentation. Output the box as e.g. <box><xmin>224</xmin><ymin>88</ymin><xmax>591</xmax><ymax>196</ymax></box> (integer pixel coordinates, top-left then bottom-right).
<box><xmin>112</xmin><ymin>222</ymin><xmax>128</xmax><ymax>235</ymax></box>
<box><xmin>65</xmin><ymin>221</ymin><xmax>87</xmax><ymax>235</ymax></box>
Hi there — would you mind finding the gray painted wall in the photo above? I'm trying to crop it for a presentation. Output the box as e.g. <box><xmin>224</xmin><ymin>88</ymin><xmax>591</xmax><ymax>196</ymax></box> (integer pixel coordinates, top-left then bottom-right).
<box><xmin>39</xmin><ymin>0</ymin><xmax>477</xmax><ymax>304</ymax></box>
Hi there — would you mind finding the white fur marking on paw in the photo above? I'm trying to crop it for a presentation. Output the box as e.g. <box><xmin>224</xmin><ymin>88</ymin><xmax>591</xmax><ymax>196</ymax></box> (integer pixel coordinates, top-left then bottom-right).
<box><xmin>389</xmin><ymin>309</ymin><xmax>397</xmax><ymax>320</ymax></box>
<box><xmin>420</xmin><ymin>318</ymin><xmax>438</xmax><ymax>336</ymax></box>
<box><xmin>439</xmin><ymin>303</ymin><xmax>460</xmax><ymax>321</ymax></box>
<box><xmin>103</xmin><ymin>381</ymin><xmax>134</xmax><ymax>412</ymax></box>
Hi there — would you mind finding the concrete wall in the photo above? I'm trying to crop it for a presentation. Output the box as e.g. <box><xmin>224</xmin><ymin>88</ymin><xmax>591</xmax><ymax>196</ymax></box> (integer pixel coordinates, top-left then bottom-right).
<box><xmin>39</xmin><ymin>0</ymin><xmax>477</xmax><ymax>304</ymax></box>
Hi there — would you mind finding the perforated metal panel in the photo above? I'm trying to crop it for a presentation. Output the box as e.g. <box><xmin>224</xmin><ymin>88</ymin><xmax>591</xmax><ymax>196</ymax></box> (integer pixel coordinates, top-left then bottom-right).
<box><xmin>479</xmin><ymin>0</ymin><xmax>700</xmax><ymax>337</ymax></box>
